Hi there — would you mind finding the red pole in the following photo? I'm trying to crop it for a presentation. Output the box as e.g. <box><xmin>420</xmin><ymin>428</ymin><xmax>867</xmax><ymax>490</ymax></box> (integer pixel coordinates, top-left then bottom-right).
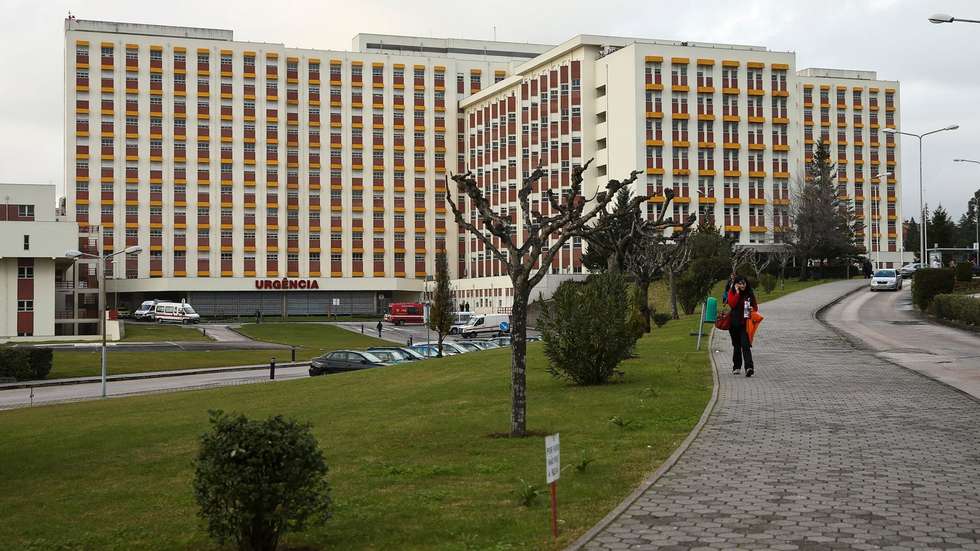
<box><xmin>550</xmin><ymin>481</ymin><xmax>558</xmax><ymax>538</ymax></box>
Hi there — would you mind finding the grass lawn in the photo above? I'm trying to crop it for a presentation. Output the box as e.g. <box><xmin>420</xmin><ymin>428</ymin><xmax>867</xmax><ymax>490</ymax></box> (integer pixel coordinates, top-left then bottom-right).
<box><xmin>121</xmin><ymin>323</ymin><xmax>212</xmax><ymax>342</ymax></box>
<box><xmin>48</xmin><ymin>325</ymin><xmax>384</xmax><ymax>380</ymax></box>
<box><xmin>647</xmin><ymin>277</ymin><xmax>846</xmax><ymax>317</ymax></box>
<box><xmin>0</xmin><ymin>314</ymin><xmax>711</xmax><ymax>550</ymax></box>
<box><xmin>236</xmin><ymin>323</ymin><xmax>387</xmax><ymax>360</ymax></box>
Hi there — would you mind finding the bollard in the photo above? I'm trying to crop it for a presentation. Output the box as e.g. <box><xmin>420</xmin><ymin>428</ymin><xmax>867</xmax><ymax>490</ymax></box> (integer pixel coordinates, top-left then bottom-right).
<box><xmin>270</xmin><ymin>357</ymin><xmax>276</xmax><ymax>380</ymax></box>
<box><xmin>291</xmin><ymin>347</ymin><xmax>296</xmax><ymax>362</ymax></box>
<box><xmin>360</xmin><ymin>324</ymin><xmax>364</xmax><ymax>334</ymax></box>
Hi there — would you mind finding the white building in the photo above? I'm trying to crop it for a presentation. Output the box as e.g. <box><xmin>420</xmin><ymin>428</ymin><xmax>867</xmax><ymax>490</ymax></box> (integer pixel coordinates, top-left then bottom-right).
<box><xmin>57</xmin><ymin>19</ymin><xmax>902</xmax><ymax>321</ymax></box>
<box><xmin>0</xmin><ymin>184</ymin><xmax>78</xmax><ymax>338</ymax></box>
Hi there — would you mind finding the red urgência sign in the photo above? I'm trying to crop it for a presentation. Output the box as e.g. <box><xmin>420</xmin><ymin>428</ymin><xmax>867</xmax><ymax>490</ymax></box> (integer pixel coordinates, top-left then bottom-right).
<box><xmin>254</xmin><ymin>278</ymin><xmax>320</xmax><ymax>290</ymax></box>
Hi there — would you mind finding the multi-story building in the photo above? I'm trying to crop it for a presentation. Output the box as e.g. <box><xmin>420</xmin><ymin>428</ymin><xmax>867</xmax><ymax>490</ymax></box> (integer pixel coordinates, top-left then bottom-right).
<box><xmin>0</xmin><ymin>184</ymin><xmax>78</xmax><ymax>338</ymax></box>
<box><xmin>59</xmin><ymin>19</ymin><xmax>902</xmax><ymax>322</ymax></box>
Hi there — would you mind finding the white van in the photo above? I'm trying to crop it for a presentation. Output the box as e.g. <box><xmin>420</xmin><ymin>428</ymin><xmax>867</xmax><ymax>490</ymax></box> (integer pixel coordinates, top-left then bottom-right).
<box><xmin>449</xmin><ymin>311</ymin><xmax>475</xmax><ymax>335</ymax></box>
<box><xmin>459</xmin><ymin>314</ymin><xmax>510</xmax><ymax>338</ymax></box>
<box><xmin>133</xmin><ymin>300</ymin><xmax>161</xmax><ymax>321</ymax></box>
<box><xmin>154</xmin><ymin>302</ymin><xmax>201</xmax><ymax>324</ymax></box>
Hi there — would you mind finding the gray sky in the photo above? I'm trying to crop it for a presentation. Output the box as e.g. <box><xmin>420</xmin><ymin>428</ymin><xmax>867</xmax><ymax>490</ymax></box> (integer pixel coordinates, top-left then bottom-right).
<box><xmin>2</xmin><ymin>0</ymin><xmax>978</xmax><ymax>221</ymax></box>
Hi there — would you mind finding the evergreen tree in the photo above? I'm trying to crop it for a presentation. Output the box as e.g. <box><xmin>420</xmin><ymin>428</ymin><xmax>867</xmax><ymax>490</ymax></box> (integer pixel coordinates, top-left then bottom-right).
<box><xmin>905</xmin><ymin>217</ymin><xmax>920</xmax><ymax>260</ymax></box>
<box><xmin>789</xmin><ymin>142</ymin><xmax>859</xmax><ymax>273</ymax></box>
<box><xmin>928</xmin><ymin>205</ymin><xmax>957</xmax><ymax>250</ymax></box>
<box><xmin>581</xmin><ymin>187</ymin><xmax>643</xmax><ymax>273</ymax></box>
<box><xmin>427</xmin><ymin>251</ymin><xmax>454</xmax><ymax>357</ymax></box>
<box><xmin>955</xmin><ymin>192</ymin><xmax>980</xmax><ymax>248</ymax></box>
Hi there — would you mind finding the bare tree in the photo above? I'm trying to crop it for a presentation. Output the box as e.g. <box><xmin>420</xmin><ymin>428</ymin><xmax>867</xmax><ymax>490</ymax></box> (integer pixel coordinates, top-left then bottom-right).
<box><xmin>770</xmin><ymin>244</ymin><xmax>794</xmax><ymax>289</ymax></box>
<box><xmin>447</xmin><ymin>160</ymin><xmax>648</xmax><ymax>437</ymax></box>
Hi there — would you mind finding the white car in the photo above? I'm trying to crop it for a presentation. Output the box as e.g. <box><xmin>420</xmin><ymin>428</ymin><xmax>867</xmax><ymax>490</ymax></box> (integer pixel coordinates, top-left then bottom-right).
<box><xmin>870</xmin><ymin>269</ymin><xmax>902</xmax><ymax>292</ymax></box>
<box><xmin>898</xmin><ymin>263</ymin><xmax>922</xmax><ymax>277</ymax></box>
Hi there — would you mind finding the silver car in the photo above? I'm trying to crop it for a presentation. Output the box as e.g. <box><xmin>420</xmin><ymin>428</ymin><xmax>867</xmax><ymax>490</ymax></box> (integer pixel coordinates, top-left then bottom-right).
<box><xmin>870</xmin><ymin>269</ymin><xmax>902</xmax><ymax>291</ymax></box>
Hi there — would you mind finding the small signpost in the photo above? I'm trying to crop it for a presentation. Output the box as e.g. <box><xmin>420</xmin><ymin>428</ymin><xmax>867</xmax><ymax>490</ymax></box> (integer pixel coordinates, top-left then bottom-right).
<box><xmin>545</xmin><ymin>433</ymin><xmax>560</xmax><ymax>538</ymax></box>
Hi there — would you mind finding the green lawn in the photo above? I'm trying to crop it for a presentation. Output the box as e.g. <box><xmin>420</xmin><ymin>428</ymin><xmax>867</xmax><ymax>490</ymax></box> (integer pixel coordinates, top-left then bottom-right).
<box><xmin>235</xmin><ymin>323</ymin><xmax>388</xmax><ymax>360</ymax></box>
<box><xmin>121</xmin><ymin>323</ymin><xmax>212</xmax><ymax>342</ymax></box>
<box><xmin>48</xmin><ymin>325</ymin><xmax>384</xmax><ymax>380</ymax></box>
<box><xmin>647</xmin><ymin>277</ymin><xmax>844</xmax><ymax>317</ymax></box>
<box><xmin>0</xmin><ymin>315</ymin><xmax>711</xmax><ymax>550</ymax></box>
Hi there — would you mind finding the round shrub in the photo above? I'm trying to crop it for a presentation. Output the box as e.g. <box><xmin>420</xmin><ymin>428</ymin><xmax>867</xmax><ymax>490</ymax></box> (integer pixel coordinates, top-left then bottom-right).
<box><xmin>759</xmin><ymin>273</ymin><xmax>777</xmax><ymax>294</ymax></box>
<box><xmin>955</xmin><ymin>261</ymin><xmax>974</xmax><ymax>282</ymax></box>
<box><xmin>539</xmin><ymin>272</ymin><xmax>634</xmax><ymax>385</ymax></box>
<box><xmin>0</xmin><ymin>348</ymin><xmax>32</xmax><ymax>381</ymax></box>
<box><xmin>194</xmin><ymin>410</ymin><xmax>332</xmax><ymax>551</ymax></box>
<box><xmin>911</xmin><ymin>268</ymin><xmax>955</xmax><ymax>311</ymax></box>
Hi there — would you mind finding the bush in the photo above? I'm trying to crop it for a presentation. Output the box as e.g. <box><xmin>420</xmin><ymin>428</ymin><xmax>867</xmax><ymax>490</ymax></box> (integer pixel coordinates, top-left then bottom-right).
<box><xmin>653</xmin><ymin>313</ymin><xmax>671</xmax><ymax>328</ymax></box>
<box><xmin>0</xmin><ymin>348</ymin><xmax>32</xmax><ymax>381</ymax></box>
<box><xmin>912</xmin><ymin>268</ymin><xmax>955</xmax><ymax>311</ymax></box>
<box><xmin>26</xmin><ymin>348</ymin><xmax>52</xmax><ymax>380</ymax></box>
<box><xmin>0</xmin><ymin>347</ymin><xmax>52</xmax><ymax>381</ymax></box>
<box><xmin>955</xmin><ymin>262</ymin><xmax>974</xmax><ymax>282</ymax></box>
<box><xmin>759</xmin><ymin>273</ymin><xmax>777</xmax><ymax>294</ymax></box>
<box><xmin>539</xmin><ymin>272</ymin><xmax>634</xmax><ymax>385</ymax></box>
<box><xmin>930</xmin><ymin>294</ymin><xmax>980</xmax><ymax>326</ymax></box>
<box><xmin>677</xmin><ymin>258</ymin><xmax>723</xmax><ymax>315</ymax></box>
<box><xmin>194</xmin><ymin>410</ymin><xmax>332</xmax><ymax>551</ymax></box>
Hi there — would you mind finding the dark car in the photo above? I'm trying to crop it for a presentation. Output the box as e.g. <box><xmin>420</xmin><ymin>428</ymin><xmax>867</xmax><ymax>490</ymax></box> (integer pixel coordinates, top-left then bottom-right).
<box><xmin>309</xmin><ymin>350</ymin><xmax>388</xmax><ymax>376</ymax></box>
<box><xmin>368</xmin><ymin>346</ymin><xmax>425</xmax><ymax>361</ymax></box>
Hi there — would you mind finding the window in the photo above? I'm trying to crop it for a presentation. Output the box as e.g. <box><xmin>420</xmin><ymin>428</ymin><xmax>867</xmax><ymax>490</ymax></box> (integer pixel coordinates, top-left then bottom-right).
<box><xmin>18</xmin><ymin>205</ymin><xmax>34</xmax><ymax>219</ymax></box>
<box><xmin>17</xmin><ymin>300</ymin><xmax>33</xmax><ymax>312</ymax></box>
<box><xmin>17</xmin><ymin>266</ymin><xmax>33</xmax><ymax>279</ymax></box>
<box><xmin>23</xmin><ymin>235</ymin><xmax>29</xmax><ymax>250</ymax></box>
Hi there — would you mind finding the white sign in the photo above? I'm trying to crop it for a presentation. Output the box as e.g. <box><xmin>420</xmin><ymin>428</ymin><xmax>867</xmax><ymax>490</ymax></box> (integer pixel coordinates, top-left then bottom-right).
<box><xmin>331</xmin><ymin>298</ymin><xmax>340</xmax><ymax>306</ymax></box>
<box><xmin>545</xmin><ymin>433</ymin><xmax>560</xmax><ymax>484</ymax></box>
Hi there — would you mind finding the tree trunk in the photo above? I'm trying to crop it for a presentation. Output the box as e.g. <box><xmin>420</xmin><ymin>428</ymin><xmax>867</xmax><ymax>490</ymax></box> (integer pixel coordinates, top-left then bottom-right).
<box><xmin>638</xmin><ymin>279</ymin><xmax>652</xmax><ymax>333</ymax></box>
<box><xmin>509</xmin><ymin>279</ymin><xmax>530</xmax><ymax>437</ymax></box>
<box><xmin>668</xmin><ymin>270</ymin><xmax>680</xmax><ymax>320</ymax></box>
<box><xmin>607</xmin><ymin>253</ymin><xmax>619</xmax><ymax>274</ymax></box>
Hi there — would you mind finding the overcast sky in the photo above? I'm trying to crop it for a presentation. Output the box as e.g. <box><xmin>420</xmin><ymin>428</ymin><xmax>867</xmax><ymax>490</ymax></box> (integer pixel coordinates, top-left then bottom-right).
<box><xmin>2</xmin><ymin>0</ymin><xmax>979</xmax><ymax>221</ymax></box>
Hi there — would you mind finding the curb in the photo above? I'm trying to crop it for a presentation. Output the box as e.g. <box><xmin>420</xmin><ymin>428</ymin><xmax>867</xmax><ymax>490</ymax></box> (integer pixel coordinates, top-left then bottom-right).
<box><xmin>0</xmin><ymin>361</ymin><xmax>311</xmax><ymax>391</ymax></box>
<box><xmin>565</xmin><ymin>327</ymin><xmax>721</xmax><ymax>551</ymax></box>
<box><xmin>815</xmin><ymin>285</ymin><xmax>980</xmax><ymax>406</ymax></box>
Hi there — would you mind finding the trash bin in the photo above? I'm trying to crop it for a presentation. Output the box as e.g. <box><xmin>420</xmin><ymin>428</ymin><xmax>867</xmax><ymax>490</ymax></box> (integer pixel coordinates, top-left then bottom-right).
<box><xmin>704</xmin><ymin>297</ymin><xmax>718</xmax><ymax>323</ymax></box>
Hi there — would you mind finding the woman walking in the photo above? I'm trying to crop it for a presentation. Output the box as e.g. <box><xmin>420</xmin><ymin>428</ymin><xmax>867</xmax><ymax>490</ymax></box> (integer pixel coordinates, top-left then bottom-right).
<box><xmin>726</xmin><ymin>275</ymin><xmax>759</xmax><ymax>377</ymax></box>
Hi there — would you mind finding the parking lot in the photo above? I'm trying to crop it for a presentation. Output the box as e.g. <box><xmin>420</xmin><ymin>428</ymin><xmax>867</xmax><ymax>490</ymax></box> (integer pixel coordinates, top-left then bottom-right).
<box><xmin>332</xmin><ymin>321</ymin><xmax>539</xmax><ymax>347</ymax></box>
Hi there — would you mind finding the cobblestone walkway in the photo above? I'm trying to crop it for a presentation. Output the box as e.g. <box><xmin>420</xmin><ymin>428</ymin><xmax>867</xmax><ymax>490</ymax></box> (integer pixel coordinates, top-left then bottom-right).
<box><xmin>581</xmin><ymin>280</ymin><xmax>980</xmax><ymax>550</ymax></box>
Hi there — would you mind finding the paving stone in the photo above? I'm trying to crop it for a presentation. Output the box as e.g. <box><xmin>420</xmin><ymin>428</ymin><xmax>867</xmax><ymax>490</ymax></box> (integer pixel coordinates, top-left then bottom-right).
<box><xmin>579</xmin><ymin>281</ymin><xmax>980</xmax><ymax>550</ymax></box>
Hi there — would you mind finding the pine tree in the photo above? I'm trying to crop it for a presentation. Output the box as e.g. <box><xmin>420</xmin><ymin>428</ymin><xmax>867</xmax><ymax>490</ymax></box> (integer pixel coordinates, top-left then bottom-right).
<box><xmin>905</xmin><ymin>217</ymin><xmax>920</xmax><ymax>260</ymax></box>
<box><xmin>789</xmin><ymin>142</ymin><xmax>859</xmax><ymax>274</ymax></box>
<box><xmin>428</xmin><ymin>251</ymin><xmax>453</xmax><ymax>358</ymax></box>
<box><xmin>928</xmin><ymin>205</ymin><xmax>957</xmax><ymax>249</ymax></box>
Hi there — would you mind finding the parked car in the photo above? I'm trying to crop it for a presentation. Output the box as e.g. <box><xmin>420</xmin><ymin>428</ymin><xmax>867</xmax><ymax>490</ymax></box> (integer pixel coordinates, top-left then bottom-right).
<box><xmin>133</xmin><ymin>299</ymin><xmax>162</xmax><ymax>321</ymax></box>
<box><xmin>154</xmin><ymin>301</ymin><xmax>201</xmax><ymax>324</ymax></box>
<box><xmin>898</xmin><ymin>263</ymin><xmax>922</xmax><ymax>277</ymax></box>
<box><xmin>411</xmin><ymin>341</ymin><xmax>468</xmax><ymax>357</ymax></box>
<box><xmin>115</xmin><ymin>306</ymin><xmax>132</xmax><ymax>319</ymax></box>
<box><xmin>870</xmin><ymin>269</ymin><xmax>902</xmax><ymax>292</ymax></box>
<box><xmin>368</xmin><ymin>350</ymin><xmax>411</xmax><ymax>364</ymax></box>
<box><xmin>452</xmin><ymin>341</ymin><xmax>483</xmax><ymax>353</ymax></box>
<box><xmin>368</xmin><ymin>346</ymin><xmax>425</xmax><ymax>361</ymax></box>
<box><xmin>459</xmin><ymin>314</ymin><xmax>511</xmax><ymax>338</ymax></box>
<box><xmin>489</xmin><ymin>336</ymin><xmax>512</xmax><ymax>347</ymax></box>
<box><xmin>458</xmin><ymin>339</ymin><xmax>499</xmax><ymax>350</ymax></box>
<box><xmin>309</xmin><ymin>350</ymin><xmax>389</xmax><ymax>376</ymax></box>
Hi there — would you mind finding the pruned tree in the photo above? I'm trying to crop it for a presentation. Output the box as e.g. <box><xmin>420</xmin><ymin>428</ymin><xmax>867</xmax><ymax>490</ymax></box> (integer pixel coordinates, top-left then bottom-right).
<box><xmin>428</xmin><ymin>251</ymin><xmax>453</xmax><ymax>357</ymax></box>
<box><xmin>770</xmin><ymin>244</ymin><xmax>794</xmax><ymax>289</ymax></box>
<box><xmin>732</xmin><ymin>245</ymin><xmax>772</xmax><ymax>282</ymax></box>
<box><xmin>447</xmin><ymin>160</ymin><xmax>649</xmax><ymax>437</ymax></box>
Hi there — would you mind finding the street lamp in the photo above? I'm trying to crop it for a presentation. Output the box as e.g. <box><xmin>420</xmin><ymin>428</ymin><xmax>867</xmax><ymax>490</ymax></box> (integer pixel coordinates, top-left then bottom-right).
<box><xmin>866</xmin><ymin>171</ymin><xmax>892</xmax><ymax>269</ymax></box>
<box><xmin>954</xmin><ymin>158</ymin><xmax>980</xmax><ymax>263</ymax></box>
<box><xmin>65</xmin><ymin>244</ymin><xmax>142</xmax><ymax>397</ymax></box>
<box><xmin>929</xmin><ymin>13</ymin><xmax>980</xmax><ymax>24</ymax></box>
<box><xmin>883</xmin><ymin>125</ymin><xmax>959</xmax><ymax>265</ymax></box>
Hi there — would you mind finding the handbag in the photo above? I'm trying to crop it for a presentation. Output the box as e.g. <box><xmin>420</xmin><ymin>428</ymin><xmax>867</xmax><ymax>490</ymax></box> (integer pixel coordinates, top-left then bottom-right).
<box><xmin>714</xmin><ymin>311</ymin><xmax>731</xmax><ymax>330</ymax></box>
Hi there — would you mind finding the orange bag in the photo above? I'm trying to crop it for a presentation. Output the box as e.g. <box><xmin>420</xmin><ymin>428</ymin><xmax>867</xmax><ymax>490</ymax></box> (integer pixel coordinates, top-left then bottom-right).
<box><xmin>746</xmin><ymin>310</ymin><xmax>764</xmax><ymax>344</ymax></box>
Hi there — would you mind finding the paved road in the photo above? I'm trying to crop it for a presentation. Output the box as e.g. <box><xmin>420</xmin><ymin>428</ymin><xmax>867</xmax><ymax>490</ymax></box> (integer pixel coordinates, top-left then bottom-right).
<box><xmin>580</xmin><ymin>280</ymin><xmax>980</xmax><ymax>550</ymax></box>
<box><xmin>822</xmin><ymin>285</ymin><xmax>980</xmax><ymax>399</ymax></box>
<box><xmin>0</xmin><ymin>365</ymin><xmax>309</xmax><ymax>410</ymax></box>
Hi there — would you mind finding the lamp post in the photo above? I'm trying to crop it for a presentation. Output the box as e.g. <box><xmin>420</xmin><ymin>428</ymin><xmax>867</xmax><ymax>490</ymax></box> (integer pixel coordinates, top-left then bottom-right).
<box><xmin>883</xmin><ymin>125</ymin><xmax>959</xmax><ymax>264</ymax></box>
<box><xmin>66</xmin><ymin>245</ymin><xmax>142</xmax><ymax>397</ymax></box>
<box><xmin>953</xmin><ymin>158</ymin><xmax>980</xmax><ymax>263</ymax></box>
<box><xmin>929</xmin><ymin>13</ymin><xmax>980</xmax><ymax>24</ymax></box>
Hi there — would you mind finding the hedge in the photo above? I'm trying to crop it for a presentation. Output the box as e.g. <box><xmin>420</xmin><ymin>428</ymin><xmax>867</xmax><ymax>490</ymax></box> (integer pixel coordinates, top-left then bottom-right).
<box><xmin>911</xmin><ymin>268</ymin><xmax>955</xmax><ymax>311</ymax></box>
<box><xmin>930</xmin><ymin>294</ymin><xmax>980</xmax><ymax>327</ymax></box>
<box><xmin>955</xmin><ymin>262</ymin><xmax>974</xmax><ymax>282</ymax></box>
<box><xmin>0</xmin><ymin>347</ymin><xmax>53</xmax><ymax>381</ymax></box>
